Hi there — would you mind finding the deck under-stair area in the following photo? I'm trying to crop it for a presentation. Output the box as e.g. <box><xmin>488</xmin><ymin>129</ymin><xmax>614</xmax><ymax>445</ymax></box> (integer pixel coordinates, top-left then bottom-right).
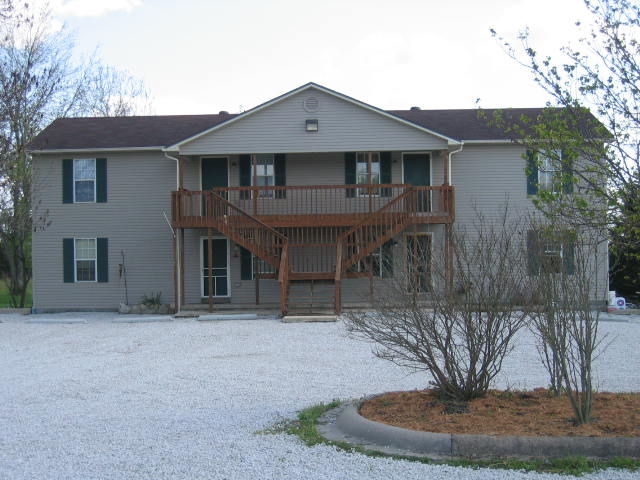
<box><xmin>171</xmin><ymin>183</ymin><xmax>455</xmax><ymax>314</ymax></box>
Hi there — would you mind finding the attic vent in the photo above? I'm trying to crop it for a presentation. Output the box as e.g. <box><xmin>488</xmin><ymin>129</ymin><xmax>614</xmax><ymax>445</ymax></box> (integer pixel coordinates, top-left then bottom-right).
<box><xmin>303</xmin><ymin>96</ymin><xmax>320</xmax><ymax>113</ymax></box>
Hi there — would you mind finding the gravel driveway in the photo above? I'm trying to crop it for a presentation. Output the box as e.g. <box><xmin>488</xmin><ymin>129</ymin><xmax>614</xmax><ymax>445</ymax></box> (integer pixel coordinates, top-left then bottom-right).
<box><xmin>1</xmin><ymin>312</ymin><xmax>639</xmax><ymax>480</ymax></box>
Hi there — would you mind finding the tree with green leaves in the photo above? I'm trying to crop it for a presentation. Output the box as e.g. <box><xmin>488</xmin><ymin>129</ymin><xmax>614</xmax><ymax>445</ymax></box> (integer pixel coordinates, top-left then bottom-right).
<box><xmin>491</xmin><ymin>0</ymin><xmax>639</xmax><ymax>245</ymax></box>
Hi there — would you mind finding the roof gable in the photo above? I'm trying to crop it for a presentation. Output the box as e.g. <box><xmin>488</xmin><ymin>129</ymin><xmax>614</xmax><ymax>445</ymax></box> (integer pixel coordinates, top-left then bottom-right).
<box><xmin>174</xmin><ymin>84</ymin><xmax>456</xmax><ymax>155</ymax></box>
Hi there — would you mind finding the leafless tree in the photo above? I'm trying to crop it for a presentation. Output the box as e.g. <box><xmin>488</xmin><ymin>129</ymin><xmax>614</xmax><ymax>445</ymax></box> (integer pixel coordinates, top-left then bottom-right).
<box><xmin>345</xmin><ymin>206</ymin><xmax>533</xmax><ymax>401</ymax></box>
<box><xmin>0</xmin><ymin>2</ymin><xmax>152</xmax><ymax>305</ymax></box>
<box><xmin>526</xmin><ymin>215</ymin><xmax>608</xmax><ymax>424</ymax></box>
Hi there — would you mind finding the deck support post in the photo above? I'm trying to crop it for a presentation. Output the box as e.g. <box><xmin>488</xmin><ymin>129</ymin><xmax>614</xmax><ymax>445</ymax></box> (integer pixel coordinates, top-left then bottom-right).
<box><xmin>180</xmin><ymin>228</ymin><xmax>185</xmax><ymax>304</ymax></box>
<box><xmin>173</xmin><ymin>228</ymin><xmax>181</xmax><ymax>313</ymax></box>
<box><xmin>207</xmin><ymin>227</ymin><xmax>214</xmax><ymax>313</ymax></box>
<box><xmin>444</xmin><ymin>223</ymin><xmax>454</xmax><ymax>294</ymax></box>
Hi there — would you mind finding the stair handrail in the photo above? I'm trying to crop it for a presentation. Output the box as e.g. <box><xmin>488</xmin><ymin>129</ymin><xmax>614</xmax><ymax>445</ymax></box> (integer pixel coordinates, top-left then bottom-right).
<box><xmin>207</xmin><ymin>192</ymin><xmax>288</xmax><ymax>269</ymax></box>
<box><xmin>336</xmin><ymin>187</ymin><xmax>418</xmax><ymax>272</ymax></box>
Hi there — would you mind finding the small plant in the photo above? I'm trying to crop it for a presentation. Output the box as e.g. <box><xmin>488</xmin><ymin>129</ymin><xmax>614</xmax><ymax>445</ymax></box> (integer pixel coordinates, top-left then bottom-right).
<box><xmin>141</xmin><ymin>292</ymin><xmax>162</xmax><ymax>312</ymax></box>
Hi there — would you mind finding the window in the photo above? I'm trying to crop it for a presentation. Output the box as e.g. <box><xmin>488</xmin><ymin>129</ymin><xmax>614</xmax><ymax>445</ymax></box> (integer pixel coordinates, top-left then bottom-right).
<box><xmin>538</xmin><ymin>150</ymin><xmax>562</xmax><ymax>193</ymax></box>
<box><xmin>74</xmin><ymin>159</ymin><xmax>96</xmax><ymax>202</ymax></box>
<box><xmin>356</xmin><ymin>152</ymin><xmax>380</xmax><ymax>196</ymax></box>
<box><xmin>240</xmin><ymin>246</ymin><xmax>276</xmax><ymax>280</ymax></box>
<box><xmin>238</xmin><ymin>154</ymin><xmax>286</xmax><ymax>199</ymax></box>
<box><xmin>63</xmin><ymin>158</ymin><xmax>107</xmax><ymax>204</ymax></box>
<box><xmin>526</xmin><ymin>149</ymin><xmax>573</xmax><ymax>195</ymax></box>
<box><xmin>75</xmin><ymin>238</ymin><xmax>97</xmax><ymax>281</ymax></box>
<box><xmin>345</xmin><ymin>152</ymin><xmax>391</xmax><ymax>198</ymax></box>
<box><xmin>348</xmin><ymin>241</ymin><xmax>393</xmax><ymax>278</ymax></box>
<box><xmin>63</xmin><ymin>237</ymin><xmax>109</xmax><ymax>283</ymax></box>
<box><xmin>527</xmin><ymin>230</ymin><xmax>575</xmax><ymax>275</ymax></box>
<box><xmin>254</xmin><ymin>154</ymin><xmax>275</xmax><ymax>198</ymax></box>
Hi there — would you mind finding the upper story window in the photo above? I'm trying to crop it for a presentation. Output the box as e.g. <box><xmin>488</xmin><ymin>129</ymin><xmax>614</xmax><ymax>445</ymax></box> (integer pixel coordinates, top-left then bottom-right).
<box><xmin>74</xmin><ymin>159</ymin><xmax>96</xmax><ymax>202</ymax></box>
<box><xmin>538</xmin><ymin>150</ymin><xmax>563</xmax><ymax>193</ymax></box>
<box><xmin>253</xmin><ymin>154</ymin><xmax>275</xmax><ymax>198</ymax></box>
<box><xmin>356</xmin><ymin>152</ymin><xmax>380</xmax><ymax>196</ymax></box>
<box><xmin>526</xmin><ymin>149</ymin><xmax>573</xmax><ymax>196</ymax></box>
<box><xmin>63</xmin><ymin>158</ymin><xmax>107</xmax><ymax>204</ymax></box>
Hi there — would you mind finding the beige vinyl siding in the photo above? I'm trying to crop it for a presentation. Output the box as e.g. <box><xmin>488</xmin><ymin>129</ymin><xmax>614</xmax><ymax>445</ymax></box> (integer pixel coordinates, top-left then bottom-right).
<box><xmin>179</xmin><ymin>89</ymin><xmax>449</xmax><ymax>155</ymax></box>
<box><xmin>32</xmin><ymin>151</ymin><xmax>177</xmax><ymax>311</ymax></box>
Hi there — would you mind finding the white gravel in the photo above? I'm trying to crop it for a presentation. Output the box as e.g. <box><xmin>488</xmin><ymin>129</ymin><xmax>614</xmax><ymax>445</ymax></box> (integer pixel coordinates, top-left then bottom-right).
<box><xmin>0</xmin><ymin>312</ymin><xmax>639</xmax><ymax>480</ymax></box>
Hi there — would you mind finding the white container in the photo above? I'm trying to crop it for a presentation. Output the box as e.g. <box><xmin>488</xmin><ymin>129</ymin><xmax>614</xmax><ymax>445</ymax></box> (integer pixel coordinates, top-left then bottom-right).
<box><xmin>608</xmin><ymin>291</ymin><xmax>617</xmax><ymax>306</ymax></box>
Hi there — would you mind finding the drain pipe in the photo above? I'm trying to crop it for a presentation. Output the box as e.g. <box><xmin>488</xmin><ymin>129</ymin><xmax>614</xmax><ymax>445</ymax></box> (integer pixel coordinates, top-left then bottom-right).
<box><xmin>448</xmin><ymin>142</ymin><xmax>464</xmax><ymax>185</ymax></box>
<box><xmin>164</xmin><ymin>151</ymin><xmax>182</xmax><ymax>313</ymax></box>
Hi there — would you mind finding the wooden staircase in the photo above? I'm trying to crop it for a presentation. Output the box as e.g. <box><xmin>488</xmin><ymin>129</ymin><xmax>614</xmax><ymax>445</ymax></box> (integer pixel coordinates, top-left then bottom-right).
<box><xmin>200</xmin><ymin>189</ymin><xmax>424</xmax><ymax>314</ymax></box>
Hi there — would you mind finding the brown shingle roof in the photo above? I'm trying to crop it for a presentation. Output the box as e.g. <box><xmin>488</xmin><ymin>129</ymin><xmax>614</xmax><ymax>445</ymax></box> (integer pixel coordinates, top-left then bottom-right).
<box><xmin>29</xmin><ymin>113</ymin><xmax>237</xmax><ymax>151</ymax></box>
<box><xmin>28</xmin><ymin>107</ymin><xmax>603</xmax><ymax>151</ymax></box>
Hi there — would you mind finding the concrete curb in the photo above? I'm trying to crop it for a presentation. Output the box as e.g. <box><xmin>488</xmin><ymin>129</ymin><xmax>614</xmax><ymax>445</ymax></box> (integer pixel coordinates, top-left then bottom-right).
<box><xmin>318</xmin><ymin>401</ymin><xmax>640</xmax><ymax>460</ymax></box>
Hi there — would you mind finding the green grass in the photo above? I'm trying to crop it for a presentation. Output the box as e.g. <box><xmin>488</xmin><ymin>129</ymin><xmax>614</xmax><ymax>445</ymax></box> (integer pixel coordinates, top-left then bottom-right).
<box><xmin>0</xmin><ymin>280</ymin><xmax>32</xmax><ymax>308</ymax></box>
<box><xmin>262</xmin><ymin>401</ymin><xmax>640</xmax><ymax>476</ymax></box>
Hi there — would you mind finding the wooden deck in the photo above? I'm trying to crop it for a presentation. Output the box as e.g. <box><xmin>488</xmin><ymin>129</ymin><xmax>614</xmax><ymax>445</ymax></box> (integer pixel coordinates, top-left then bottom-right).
<box><xmin>172</xmin><ymin>184</ymin><xmax>454</xmax><ymax>228</ymax></box>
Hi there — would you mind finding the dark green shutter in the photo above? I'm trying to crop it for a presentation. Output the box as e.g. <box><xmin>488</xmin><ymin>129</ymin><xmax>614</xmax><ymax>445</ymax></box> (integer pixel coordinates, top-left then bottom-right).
<box><xmin>63</xmin><ymin>159</ymin><xmax>73</xmax><ymax>203</ymax></box>
<box><xmin>527</xmin><ymin>230</ymin><xmax>540</xmax><ymax>276</ymax></box>
<box><xmin>382</xmin><ymin>240</ymin><xmax>394</xmax><ymax>278</ymax></box>
<box><xmin>563</xmin><ymin>237</ymin><xmax>575</xmax><ymax>275</ymax></box>
<box><xmin>345</xmin><ymin>152</ymin><xmax>356</xmax><ymax>198</ymax></box>
<box><xmin>239</xmin><ymin>154</ymin><xmax>251</xmax><ymax>200</ymax></box>
<box><xmin>63</xmin><ymin>238</ymin><xmax>75</xmax><ymax>282</ymax></box>
<box><xmin>561</xmin><ymin>150</ymin><xmax>574</xmax><ymax>194</ymax></box>
<box><xmin>96</xmin><ymin>158</ymin><xmax>107</xmax><ymax>203</ymax></box>
<box><xmin>274</xmin><ymin>153</ymin><xmax>286</xmax><ymax>199</ymax></box>
<box><xmin>380</xmin><ymin>152</ymin><xmax>392</xmax><ymax>197</ymax></box>
<box><xmin>97</xmin><ymin>238</ymin><xmax>108</xmax><ymax>283</ymax></box>
<box><xmin>240</xmin><ymin>246</ymin><xmax>252</xmax><ymax>280</ymax></box>
<box><xmin>526</xmin><ymin>150</ymin><xmax>538</xmax><ymax>195</ymax></box>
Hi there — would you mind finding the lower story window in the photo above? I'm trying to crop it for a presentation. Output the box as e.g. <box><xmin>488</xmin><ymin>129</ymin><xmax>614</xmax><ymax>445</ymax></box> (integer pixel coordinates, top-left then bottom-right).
<box><xmin>75</xmin><ymin>238</ymin><xmax>97</xmax><ymax>281</ymax></box>
<box><xmin>63</xmin><ymin>237</ymin><xmax>108</xmax><ymax>283</ymax></box>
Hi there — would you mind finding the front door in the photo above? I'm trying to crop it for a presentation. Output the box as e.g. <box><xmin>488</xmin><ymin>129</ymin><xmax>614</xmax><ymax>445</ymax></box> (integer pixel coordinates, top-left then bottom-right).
<box><xmin>201</xmin><ymin>157</ymin><xmax>229</xmax><ymax>191</ymax></box>
<box><xmin>202</xmin><ymin>238</ymin><xmax>229</xmax><ymax>297</ymax></box>
<box><xmin>403</xmin><ymin>153</ymin><xmax>431</xmax><ymax>212</ymax></box>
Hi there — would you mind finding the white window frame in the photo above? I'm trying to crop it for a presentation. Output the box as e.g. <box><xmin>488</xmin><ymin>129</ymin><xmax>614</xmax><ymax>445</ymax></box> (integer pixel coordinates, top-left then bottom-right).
<box><xmin>74</xmin><ymin>238</ymin><xmax>97</xmax><ymax>282</ymax></box>
<box><xmin>253</xmin><ymin>154</ymin><xmax>275</xmax><ymax>198</ymax></box>
<box><xmin>73</xmin><ymin>158</ymin><xmax>96</xmax><ymax>203</ymax></box>
<box><xmin>538</xmin><ymin>150</ymin><xmax>562</xmax><ymax>193</ymax></box>
<box><xmin>356</xmin><ymin>152</ymin><xmax>381</xmax><ymax>197</ymax></box>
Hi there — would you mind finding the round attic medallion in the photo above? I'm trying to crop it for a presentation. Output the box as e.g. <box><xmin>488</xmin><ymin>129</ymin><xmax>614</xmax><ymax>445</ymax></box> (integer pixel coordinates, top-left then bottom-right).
<box><xmin>303</xmin><ymin>96</ymin><xmax>320</xmax><ymax>113</ymax></box>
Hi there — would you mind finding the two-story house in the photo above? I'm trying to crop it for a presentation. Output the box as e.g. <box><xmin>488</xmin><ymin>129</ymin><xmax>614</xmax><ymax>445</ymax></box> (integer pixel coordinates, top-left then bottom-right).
<box><xmin>28</xmin><ymin>82</ymin><xmax>608</xmax><ymax>314</ymax></box>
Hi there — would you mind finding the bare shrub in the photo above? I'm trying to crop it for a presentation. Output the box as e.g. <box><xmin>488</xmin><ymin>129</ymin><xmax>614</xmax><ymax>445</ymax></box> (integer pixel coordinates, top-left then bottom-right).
<box><xmin>527</xmin><ymin>216</ymin><xmax>608</xmax><ymax>423</ymax></box>
<box><xmin>345</xmin><ymin>207</ymin><xmax>532</xmax><ymax>401</ymax></box>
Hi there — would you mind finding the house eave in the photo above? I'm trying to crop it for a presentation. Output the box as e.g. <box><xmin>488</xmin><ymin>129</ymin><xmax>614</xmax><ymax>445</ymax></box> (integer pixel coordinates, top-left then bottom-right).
<box><xmin>28</xmin><ymin>146</ymin><xmax>166</xmax><ymax>155</ymax></box>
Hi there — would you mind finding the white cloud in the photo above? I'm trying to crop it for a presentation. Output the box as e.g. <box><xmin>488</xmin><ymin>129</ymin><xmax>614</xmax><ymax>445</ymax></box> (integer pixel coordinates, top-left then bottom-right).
<box><xmin>50</xmin><ymin>0</ymin><xmax>142</xmax><ymax>18</ymax></box>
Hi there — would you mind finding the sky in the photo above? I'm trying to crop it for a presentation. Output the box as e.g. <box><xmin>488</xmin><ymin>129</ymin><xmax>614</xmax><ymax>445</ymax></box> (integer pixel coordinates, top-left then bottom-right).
<box><xmin>40</xmin><ymin>0</ymin><xmax>591</xmax><ymax>116</ymax></box>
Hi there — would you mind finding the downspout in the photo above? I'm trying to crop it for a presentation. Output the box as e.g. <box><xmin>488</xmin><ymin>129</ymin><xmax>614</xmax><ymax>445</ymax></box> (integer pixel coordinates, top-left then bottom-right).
<box><xmin>164</xmin><ymin>151</ymin><xmax>181</xmax><ymax>313</ymax></box>
<box><xmin>448</xmin><ymin>141</ymin><xmax>464</xmax><ymax>185</ymax></box>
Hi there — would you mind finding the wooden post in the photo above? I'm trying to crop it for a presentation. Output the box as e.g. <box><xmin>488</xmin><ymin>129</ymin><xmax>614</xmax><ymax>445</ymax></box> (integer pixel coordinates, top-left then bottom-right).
<box><xmin>445</xmin><ymin>223</ymin><xmax>454</xmax><ymax>294</ymax></box>
<box><xmin>442</xmin><ymin>149</ymin><xmax>450</xmax><ymax>186</ymax></box>
<box><xmin>180</xmin><ymin>228</ymin><xmax>185</xmax><ymax>306</ymax></box>
<box><xmin>178</xmin><ymin>156</ymin><xmax>186</xmax><ymax>190</ymax></box>
<box><xmin>173</xmin><ymin>229</ymin><xmax>180</xmax><ymax>313</ymax></box>
<box><xmin>207</xmin><ymin>228</ymin><xmax>214</xmax><ymax>313</ymax></box>
<box><xmin>252</xmin><ymin>154</ymin><xmax>258</xmax><ymax>216</ymax></box>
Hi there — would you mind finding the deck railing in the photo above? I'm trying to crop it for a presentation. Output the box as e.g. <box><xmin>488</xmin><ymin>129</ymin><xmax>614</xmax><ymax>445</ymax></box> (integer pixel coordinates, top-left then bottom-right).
<box><xmin>172</xmin><ymin>184</ymin><xmax>454</xmax><ymax>226</ymax></box>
